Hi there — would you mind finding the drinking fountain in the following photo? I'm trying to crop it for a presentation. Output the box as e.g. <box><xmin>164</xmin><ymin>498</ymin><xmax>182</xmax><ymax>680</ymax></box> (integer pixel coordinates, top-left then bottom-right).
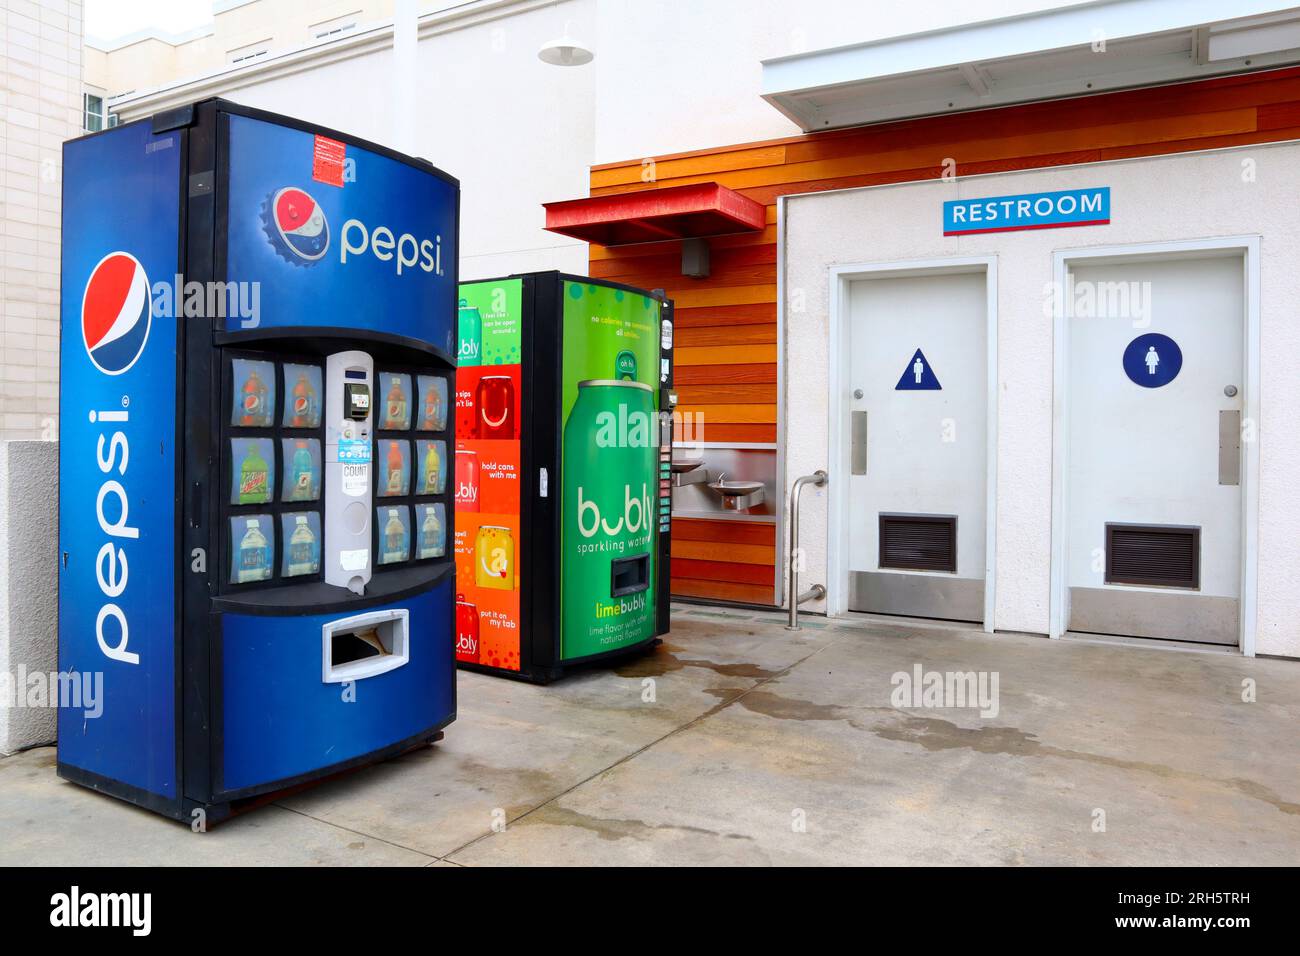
<box><xmin>670</xmin><ymin>456</ymin><xmax>710</xmax><ymax>487</ymax></box>
<box><xmin>708</xmin><ymin>472</ymin><xmax>766</xmax><ymax>511</ymax></box>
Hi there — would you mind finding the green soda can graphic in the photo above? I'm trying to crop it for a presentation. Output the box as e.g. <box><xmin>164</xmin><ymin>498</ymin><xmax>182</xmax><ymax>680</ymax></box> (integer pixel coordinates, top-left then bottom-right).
<box><xmin>615</xmin><ymin>349</ymin><xmax>637</xmax><ymax>381</ymax></box>
<box><xmin>561</xmin><ymin>379</ymin><xmax>658</xmax><ymax>660</ymax></box>
<box><xmin>457</xmin><ymin>298</ymin><xmax>482</xmax><ymax>366</ymax></box>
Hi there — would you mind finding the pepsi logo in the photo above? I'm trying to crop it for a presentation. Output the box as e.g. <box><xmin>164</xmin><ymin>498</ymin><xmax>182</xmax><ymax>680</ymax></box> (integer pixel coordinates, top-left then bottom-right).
<box><xmin>81</xmin><ymin>252</ymin><xmax>152</xmax><ymax>376</ymax></box>
<box><xmin>269</xmin><ymin>187</ymin><xmax>329</xmax><ymax>263</ymax></box>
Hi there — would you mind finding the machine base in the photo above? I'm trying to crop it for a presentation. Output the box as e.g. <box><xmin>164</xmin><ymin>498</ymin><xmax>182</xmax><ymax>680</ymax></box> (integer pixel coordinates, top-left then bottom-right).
<box><xmin>57</xmin><ymin>725</ymin><xmax>449</xmax><ymax>826</ymax></box>
<box><xmin>455</xmin><ymin>635</ymin><xmax>665</xmax><ymax>684</ymax></box>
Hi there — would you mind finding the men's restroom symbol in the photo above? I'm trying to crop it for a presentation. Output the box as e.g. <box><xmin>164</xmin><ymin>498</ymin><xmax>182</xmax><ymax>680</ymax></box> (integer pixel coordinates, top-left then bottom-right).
<box><xmin>1123</xmin><ymin>333</ymin><xmax>1182</xmax><ymax>388</ymax></box>
<box><xmin>895</xmin><ymin>348</ymin><xmax>942</xmax><ymax>390</ymax></box>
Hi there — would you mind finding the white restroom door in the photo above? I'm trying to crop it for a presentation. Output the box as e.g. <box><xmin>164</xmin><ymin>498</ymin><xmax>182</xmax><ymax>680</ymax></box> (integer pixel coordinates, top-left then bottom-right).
<box><xmin>1066</xmin><ymin>255</ymin><xmax>1243</xmax><ymax>644</ymax></box>
<box><xmin>845</xmin><ymin>271</ymin><xmax>987</xmax><ymax>623</ymax></box>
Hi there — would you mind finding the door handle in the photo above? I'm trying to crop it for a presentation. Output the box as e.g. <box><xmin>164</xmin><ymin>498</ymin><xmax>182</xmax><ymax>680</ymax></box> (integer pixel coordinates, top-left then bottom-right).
<box><xmin>851</xmin><ymin>410</ymin><xmax>868</xmax><ymax>475</ymax></box>
<box><xmin>1218</xmin><ymin>410</ymin><xmax>1240</xmax><ymax>486</ymax></box>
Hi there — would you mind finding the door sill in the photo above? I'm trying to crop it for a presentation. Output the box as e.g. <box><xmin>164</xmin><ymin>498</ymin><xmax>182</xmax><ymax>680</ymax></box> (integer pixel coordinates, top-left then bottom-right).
<box><xmin>835</xmin><ymin>609</ymin><xmax>984</xmax><ymax>632</ymax></box>
<box><xmin>1061</xmin><ymin>630</ymin><xmax>1239</xmax><ymax>655</ymax></box>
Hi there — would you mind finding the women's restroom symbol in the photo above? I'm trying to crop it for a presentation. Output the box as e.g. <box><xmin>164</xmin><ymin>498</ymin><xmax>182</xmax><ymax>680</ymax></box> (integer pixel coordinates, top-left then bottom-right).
<box><xmin>1123</xmin><ymin>333</ymin><xmax>1182</xmax><ymax>388</ymax></box>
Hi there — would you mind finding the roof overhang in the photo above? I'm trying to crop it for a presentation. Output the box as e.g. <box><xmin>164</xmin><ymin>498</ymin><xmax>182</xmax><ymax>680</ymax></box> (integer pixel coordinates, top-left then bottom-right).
<box><xmin>762</xmin><ymin>0</ymin><xmax>1300</xmax><ymax>131</ymax></box>
<box><xmin>543</xmin><ymin>182</ymin><xmax>766</xmax><ymax>246</ymax></box>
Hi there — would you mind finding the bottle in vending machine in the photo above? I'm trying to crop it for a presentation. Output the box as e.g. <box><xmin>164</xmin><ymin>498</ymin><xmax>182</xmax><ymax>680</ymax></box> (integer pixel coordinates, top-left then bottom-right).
<box><xmin>455</xmin><ymin>594</ymin><xmax>480</xmax><ymax>663</ymax></box>
<box><xmin>422</xmin><ymin>441</ymin><xmax>441</xmax><ymax>495</ymax></box>
<box><xmin>385</xmin><ymin>440</ymin><xmax>405</xmax><ymax>495</ymax></box>
<box><xmin>240</xmin><ymin>366</ymin><xmax>271</xmax><ymax>426</ymax></box>
<box><xmin>382</xmin><ymin>508</ymin><xmax>408</xmax><ymax>563</ymax></box>
<box><xmin>384</xmin><ymin>374</ymin><xmax>408</xmax><ymax>429</ymax></box>
<box><xmin>286</xmin><ymin>514</ymin><xmax>319</xmax><ymax>576</ymax></box>
<box><xmin>238</xmin><ymin>441</ymin><xmax>270</xmax><ymax>504</ymax></box>
<box><xmin>289</xmin><ymin>371</ymin><xmax>318</xmax><ymax>427</ymax></box>
<box><xmin>289</xmin><ymin>439</ymin><xmax>315</xmax><ymax>499</ymax></box>
<box><xmin>237</xmin><ymin>518</ymin><xmax>272</xmax><ymax>583</ymax></box>
<box><xmin>418</xmin><ymin>505</ymin><xmax>444</xmax><ymax>559</ymax></box>
<box><xmin>419</xmin><ymin>377</ymin><xmax>444</xmax><ymax>431</ymax></box>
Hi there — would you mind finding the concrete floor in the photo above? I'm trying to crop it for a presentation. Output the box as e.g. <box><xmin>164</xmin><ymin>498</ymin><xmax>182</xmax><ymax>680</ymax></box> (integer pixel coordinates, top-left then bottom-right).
<box><xmin>2</xmin><ymin>605</ymin><xmax>1297</xmax><ymax>865</ymax></box>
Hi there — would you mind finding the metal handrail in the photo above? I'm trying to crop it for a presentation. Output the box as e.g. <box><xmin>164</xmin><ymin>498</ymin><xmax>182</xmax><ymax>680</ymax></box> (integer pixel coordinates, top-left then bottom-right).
<box><xmin>785</xmin><ymin>470</ymin><xmax>828</xmax><ymax>630</ymax></box>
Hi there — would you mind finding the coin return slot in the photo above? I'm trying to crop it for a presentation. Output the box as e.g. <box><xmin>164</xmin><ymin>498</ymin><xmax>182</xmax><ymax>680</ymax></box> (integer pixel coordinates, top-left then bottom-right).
<box><xmin>610</xmin><ymin>554</ymin><xmax>650</xmax><ymax>597</ymax></box>
<box><xmin>321</xmin><ymin>608</ymin><xmax>409</xmax><ymax>683</ymax></box>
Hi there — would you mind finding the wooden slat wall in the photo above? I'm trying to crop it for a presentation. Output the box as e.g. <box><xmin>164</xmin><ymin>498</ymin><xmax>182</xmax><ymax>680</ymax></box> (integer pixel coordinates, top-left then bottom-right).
<box><xmin>588</xmin><ymin>65</ymin><xmax>1300</xmax><ymax>606</ymax></box>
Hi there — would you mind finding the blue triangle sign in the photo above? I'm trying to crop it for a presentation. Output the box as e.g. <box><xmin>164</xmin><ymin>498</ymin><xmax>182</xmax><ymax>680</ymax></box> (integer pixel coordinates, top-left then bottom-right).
<box><xmin>895</xmin><ymin>348</ymin><xmax>941</xmax><ymax>390</ymax></box>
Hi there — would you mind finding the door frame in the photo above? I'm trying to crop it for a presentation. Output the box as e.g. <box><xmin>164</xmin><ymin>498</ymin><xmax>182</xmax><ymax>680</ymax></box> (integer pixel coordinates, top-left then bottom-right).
<box><xmin>827</xmin><ymin>256</ymin><xmax>999</xmax><ymax>631</ymax></box>
<box><xmin>1048</xmin><ymin>237</ymin><xmax>1261</xmax><ymax>655</ymax></box>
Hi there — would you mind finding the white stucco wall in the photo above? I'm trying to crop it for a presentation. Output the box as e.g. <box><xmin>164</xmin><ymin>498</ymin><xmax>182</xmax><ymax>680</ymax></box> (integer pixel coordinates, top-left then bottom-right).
<box><xmin>783</xmin><ymin>141</ymin><xmax>1300</xmax><ymax>659</ymax></box>
<box><xmin>589</xmin><ymin>0</ymin><xmax>1096</xmax><ymax>163</ymax></box>
<box><xmin>0</xmin><ymin>441</ymin><xmax>58</xmax><ymax>752</ymax></box>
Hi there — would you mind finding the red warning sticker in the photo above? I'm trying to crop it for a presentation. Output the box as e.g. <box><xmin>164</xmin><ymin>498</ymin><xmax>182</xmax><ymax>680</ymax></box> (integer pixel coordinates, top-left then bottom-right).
<box><xmin>312</xmin><ymin>135</ymin><xmax>346</xmax><ymax>187</ymax></box>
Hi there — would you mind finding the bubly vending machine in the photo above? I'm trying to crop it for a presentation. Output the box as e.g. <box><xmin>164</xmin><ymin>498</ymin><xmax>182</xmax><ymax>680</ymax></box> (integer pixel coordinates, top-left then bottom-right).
<box><xmin>454</xmin><ymin>274</ymin><xmax>674</xmax><ymax>682</ymax></box>
<box><xmin>57</xmin><ymin>99</ymin><xmax>458</xmax><ymax>822</ymax></box>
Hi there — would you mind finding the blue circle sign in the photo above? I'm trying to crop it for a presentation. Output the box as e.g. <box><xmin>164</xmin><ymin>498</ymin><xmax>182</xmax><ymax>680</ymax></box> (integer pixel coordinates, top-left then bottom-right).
<box><xmin>1123</xmin><ymin>333</ymin><xmax>1182</xmax><ymax>388</ymax></box>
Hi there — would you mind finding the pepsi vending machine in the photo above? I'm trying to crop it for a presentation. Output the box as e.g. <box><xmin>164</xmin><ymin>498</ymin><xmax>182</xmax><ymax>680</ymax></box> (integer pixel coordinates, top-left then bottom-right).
<box><xmin>58</xmin><ymin>99</ymin><xmax>458</xmax><ymax>822</ymax></box>
<box><xmin>454</xmin><ymin>274</ymin><xmax>674</xmax><ymax>682</ymax></box>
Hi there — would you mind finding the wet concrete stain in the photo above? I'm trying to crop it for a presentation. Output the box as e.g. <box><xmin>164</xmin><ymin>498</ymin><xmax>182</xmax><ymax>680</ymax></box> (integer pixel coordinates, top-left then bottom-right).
<box><xmin>452</xmin><ymin>758</ymin><xmax>565</xmax><ymax>801</ymax></box>
<box><xmin>614</xmin><ymin>644</ymin><xmax>781</xmax><ymax>681</ymax></box>
<box><xmin>702</xmin><ymin>686</ymin><xmax>1300</xmax><ymax>818</ymax></box>
<box><xmin>534</xmin><ymin>804</ymin><xmax>754</xmax><ymax>843</ymax></box>
<box><xmin>871</xmin><ymin>711</ymin><xmax>1300</xmax><ymax>817</ymax></box>
<box><xmin>710</xmin><ymin>688</ymin><xmax>853</xmax><ymax>723</ymax></box>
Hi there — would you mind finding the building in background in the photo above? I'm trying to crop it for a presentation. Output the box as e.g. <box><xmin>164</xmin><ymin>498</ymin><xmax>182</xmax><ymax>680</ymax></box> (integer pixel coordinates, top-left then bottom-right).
<box><xmin>1</xmin><ymin>0</ymin><xmax>83</xmax><ymax>441</ymax></box>
<box><xmin>82</xmin><ymin>0</ymin><xmax>398</xmax><ymax>130</ymax></box>
<box><xmin>6</xmin><ymin>0</ymin><xmax>1300</xmax><ymax>660</ymax></box>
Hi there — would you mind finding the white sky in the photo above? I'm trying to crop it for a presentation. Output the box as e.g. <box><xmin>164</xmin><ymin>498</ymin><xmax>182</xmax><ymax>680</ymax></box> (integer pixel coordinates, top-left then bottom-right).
<box><xmin>85</xmin><ymin>0</ymin><xmax>215</xmax><ymax>42</ymax></box>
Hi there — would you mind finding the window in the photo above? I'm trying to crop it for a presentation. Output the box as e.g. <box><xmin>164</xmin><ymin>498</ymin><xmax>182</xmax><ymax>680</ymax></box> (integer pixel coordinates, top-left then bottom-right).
<box><xmin>83</xmin><ymin>93</ymin><xmax>104</xmax><ymax>132</ymax></box>
<box><xmin>315</xmin><ymin>21</ymin><xmax>357</xmax><ymax>39</ymax></box>
<box><xmin>229</xmin><ymin>48</ymin><xmax>269</xmax><ymax>64</ymax></box>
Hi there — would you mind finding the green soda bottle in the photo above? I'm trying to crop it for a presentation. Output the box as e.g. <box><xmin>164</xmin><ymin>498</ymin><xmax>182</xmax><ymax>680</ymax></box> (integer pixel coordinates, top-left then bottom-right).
<box><xmin>239</xmin><ymin>442</ymin><xmax>270</xmax><ymax>504</ymax></box>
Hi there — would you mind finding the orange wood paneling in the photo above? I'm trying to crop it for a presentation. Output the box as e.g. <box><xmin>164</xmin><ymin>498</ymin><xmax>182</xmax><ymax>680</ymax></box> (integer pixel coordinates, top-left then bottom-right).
<box><xmin>671</xmin><ymin>518</ymin><xmax>775</xmax><ymax>545</ymax></box>
<box><xmin>676</xmin><ymin>324</ymin><xmax>777</xmax><ymax>347</ymax></box>
<box><xmin>672</xmin><ymin>558</ymin><xmax>775</xmax><ymax>586</ymax></box>
<box><xmin>592</xmin><ymin>65</ymin><xmax>1300</xmax><ymax>606</ymax></box>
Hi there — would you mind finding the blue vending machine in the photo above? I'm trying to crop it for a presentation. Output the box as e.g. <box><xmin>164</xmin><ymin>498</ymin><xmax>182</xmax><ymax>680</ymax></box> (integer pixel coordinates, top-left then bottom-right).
<box><xmin>57</xmin><ymin>99</ymin><xmax>458</xmax><ymax>822</ymax></box>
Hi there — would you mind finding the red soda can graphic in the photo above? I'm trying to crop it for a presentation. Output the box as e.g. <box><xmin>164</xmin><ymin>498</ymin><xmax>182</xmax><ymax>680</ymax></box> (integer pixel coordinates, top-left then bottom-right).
<box><xmin>455</xmin><ymin>594</ymin><xmax>480</xmax><ymax>664</ymax></box>
<box><xmin>476</xmin><ymin>375</ymin><xmax>515</xmax><ymax>440</ymax></box>
<box><xmin>455</xmin><ymin>449</ymin><xmax>479</xmax><ymax>512</ymax></box>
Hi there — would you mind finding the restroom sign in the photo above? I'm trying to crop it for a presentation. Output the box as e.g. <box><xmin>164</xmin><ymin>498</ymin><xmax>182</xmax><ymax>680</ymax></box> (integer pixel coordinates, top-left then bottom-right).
<box><xmin>895</xmin><ymin>349</ymin><xmax>941</xmax><ymax>390</ymax></box>
<box><xmin>1123</xmin><ymin>333</ymin><xmax>1182</xmax><ymax>388</ymax></box>
<box><xmin>943</xmin><ymin>187</ymin><xmax>1110</xmax><ymax>236</ymax></box>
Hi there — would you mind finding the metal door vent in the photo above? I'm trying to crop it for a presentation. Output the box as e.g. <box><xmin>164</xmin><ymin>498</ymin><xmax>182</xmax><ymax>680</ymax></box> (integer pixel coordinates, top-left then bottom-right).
<box><xmin>1105</xmin><ymin>523</ymin><xmax>1199</xmax><ymax>589</ymax></box>
<box><xmin>879</xmin><ymin>514</ymin><xmax>957</xmax><ymax>573</ymax></box>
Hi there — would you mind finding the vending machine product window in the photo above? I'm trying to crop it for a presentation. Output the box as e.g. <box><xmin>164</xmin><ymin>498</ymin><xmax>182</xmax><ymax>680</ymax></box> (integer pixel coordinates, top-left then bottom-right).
<box><xmin>372</xmin><ymin>365</ymin><xmax>452</xmax><ymax>572</ymax></box>
<box><xmin>280</xmin><ymin>511</ymin><xmax>323</xmax><ymax>577</ymax></box>
<box><xmin>377</xmin><ymin>371</ymin><xmax>413</xmax><ymax>430</ymax></box>
<box><xmin>282</xmin><ymin>363</ymin><xmax>323</xmax><ymax>429</ymax></box>
<box><xmin>221</xmin><ymin>350</ymin><xmax>326</xmax><ymax>590</ymax></box>
<box><xmin>416</xmin><ymin>375</ymin><xmax>449</xmax><ymax>431</ymax></box>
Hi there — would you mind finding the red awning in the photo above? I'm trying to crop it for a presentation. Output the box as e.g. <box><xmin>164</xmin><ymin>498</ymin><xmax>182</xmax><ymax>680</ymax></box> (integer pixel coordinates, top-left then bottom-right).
<box><xmin>543</xmin><ymin>182</ymin><xmax>765</xmax><ymax>246</ymax></box>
